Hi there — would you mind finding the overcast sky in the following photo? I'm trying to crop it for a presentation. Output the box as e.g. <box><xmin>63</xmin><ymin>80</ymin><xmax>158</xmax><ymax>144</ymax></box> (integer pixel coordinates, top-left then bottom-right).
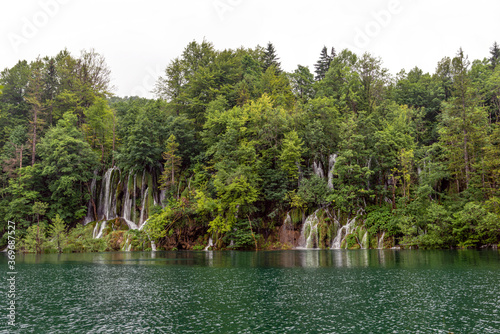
<box><xmin>2</xmin><ymin>0</ymin><xmax>500</xmax><ymax>98</ymax></box>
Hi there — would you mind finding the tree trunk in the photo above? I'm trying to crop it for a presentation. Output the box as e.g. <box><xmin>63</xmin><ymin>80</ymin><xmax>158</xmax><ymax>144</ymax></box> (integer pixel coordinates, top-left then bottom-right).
<box><xmin>32</xmin><ymin>107</ymin><xmax>37</xmax><ymax>166</ymax></box>
<box><xmin>172</xmin><ymin>158</ymin><xmax>175</xmax><ymax>199</ymax></box>
<box><xmin>19</xmin><ymin>146</ymin><xmax>23</xmax><ymax>169</ymax></box>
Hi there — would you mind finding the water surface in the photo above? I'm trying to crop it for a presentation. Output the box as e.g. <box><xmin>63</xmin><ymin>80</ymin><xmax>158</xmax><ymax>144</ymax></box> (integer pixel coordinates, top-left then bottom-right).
<box><xmin>1</xmin><ymin>250</ymin><xmax>499</xmax><ymax>333</ymax></box>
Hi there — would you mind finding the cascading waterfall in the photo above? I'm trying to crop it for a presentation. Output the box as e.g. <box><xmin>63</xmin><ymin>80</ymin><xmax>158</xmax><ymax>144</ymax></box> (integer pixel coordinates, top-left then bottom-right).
<box><xmin>93</xmin><ymin>221</ymin><xmax>101</xmax><ymax>238</ymax></box>
<box><xmin>159</xmin><ymin>189</ymin><xmax>166</xmax><ymax>207</ymax></box>
<box><xmin>100</xmin><ymin>167</ymin><xmax>115</xmax><ymax>220</ymax></box>
<box><xmin>122</xmin><ymin>171</ymin><xmax>133</xmax><ymax>222</ymax></box>
<box><xmin>279</xmin><ymin>212</ymin><xmax>294</xmax><ymax>245</ymax></box>
<box><xmin>378</xmin><ymin>231</ymin><xmax>386</xmax><ymax>249</ymax></box>
<box><xmin>139</xmin><ymin>188</ymin><xmax>149</xmax><ymax>227</ymax></box>
<box><xmin>85</xmin><ymin>167</ymin><xmax>162</xmax><ymax>247</ymax></box>
<box><xmin>361</xmin><ymin>231</ymin><xmax>368</xmax><ymax>249</ymax></box>
<box><xmin>313</xmin><ymin>161</ymin><xmax>325</xmax><ymax>179</ymax></box>
<box><xmin>94</xmin><ymin>221</ymin><xmax>107</xmax><ymax>239</ymax></box>
<box><xmin>297</xmin><ymin>210</ymin><xmax>320</xmax><ymax>249</ymax></box>
<box><xmin>204</xmin><ymin>237</ymin><xmax>214</xmax><ymax>251</ymax></box>
<box><xmin>331</xmin><ymin>216</ymin><xmax>356</xmax><ymax>249</ymax></box>
<box><xmin>138</xmin><ymin>220</ymin><xmax>157</xmax><ymax>251</ymax></box>
<box><xmin>327</xmin><ymin>153</ymin><xmax>337</xmax><ymax>189</ymax></box>
<box><xmin>83</xmin><ymin>170</ymin><xmax>98</xmax><ymax>225</ymax></box>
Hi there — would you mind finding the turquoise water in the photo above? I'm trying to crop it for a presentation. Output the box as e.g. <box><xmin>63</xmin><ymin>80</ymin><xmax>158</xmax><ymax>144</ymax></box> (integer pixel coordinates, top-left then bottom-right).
<box><xmin>1</xmin><ymin>250</ymin><xmax>500</xmax><ymax>333</ymax></box>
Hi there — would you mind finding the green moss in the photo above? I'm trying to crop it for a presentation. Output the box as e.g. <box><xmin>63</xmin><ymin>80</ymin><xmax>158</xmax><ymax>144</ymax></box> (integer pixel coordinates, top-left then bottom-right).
<box><xmin>346</xmin><ymin>234</ymin><xmax>360</xmax><ymax>249</ymax></box>
<box><xmin>290</xmin><ymin>208</ymin><xmax>302</xmax><ymax>225</ymax></box>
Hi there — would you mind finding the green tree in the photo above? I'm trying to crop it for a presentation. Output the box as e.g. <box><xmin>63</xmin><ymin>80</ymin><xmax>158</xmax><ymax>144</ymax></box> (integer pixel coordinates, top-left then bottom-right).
<box><xmin>314</xmin><ymin>46</ymin><xmax>336</xmax><ymax>80</ymax></box>
<box><xmin>160</xmin><ymin>134</ymin><xmax>182</xmax><ymax>197</ymax></box>
<box><xmin>82</xmin><ymin>97</ymin><xmax>114</xmax><ymax>164</ymax></box>
<box><xmin>48</xmin><ymin>214</ymin><xmax>66</xmax><ymax>253</ymax></box>
<box><xmin>25</xmin><ymin>59</ymin><xmax>46</xmax><ymax>166</ymax></box>
<box><xmin>279</xmin><ymin>130</ymin><xmax>304</xmax><ymax>179</ymax></box>
<box><xmin>439</xmin><ymin>49</ymin><xmax>488</xmax><ymax>191</ymax></box>
<box><xmin>262</xmin><ymin>42</ymin><xmax>281</xmax><ymax>73</ymax></box>
<box><xmin>32</xmin><ymin>201</ymin><xmax>48</xmax><ymax>253</ymax></box>
<box><xmin>490</xmin><ymin>41</ymin><xmax>500</xmax><ymax>68</ymax></box>
<box><xmin>37</xmin><ymin>112</ymin><xmax>99</xmax><ymax>221</ymax></box>
<box><xmin>290</xmin><ymin>65</ymin><xmax>315</xmax><ymax>101</ymax></box>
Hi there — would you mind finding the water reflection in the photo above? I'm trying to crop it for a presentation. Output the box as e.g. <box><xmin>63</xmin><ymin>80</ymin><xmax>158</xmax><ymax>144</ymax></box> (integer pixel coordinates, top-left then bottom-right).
<box><xmin>7</xmin><ymin>249</ymin><xmax>500</xmax><ymax>269</ymax></box>
<box><xmin>2</xmin><ymin>249</ymin><xmax>500</xmax><ymax>334</ymax></box>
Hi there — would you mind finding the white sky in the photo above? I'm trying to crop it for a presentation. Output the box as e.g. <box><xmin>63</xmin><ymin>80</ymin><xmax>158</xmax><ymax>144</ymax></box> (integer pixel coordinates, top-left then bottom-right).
<box><xmin>1</xmin><ymin>0</ymin><xmax>500</xmax><ymax>98</ymax></box>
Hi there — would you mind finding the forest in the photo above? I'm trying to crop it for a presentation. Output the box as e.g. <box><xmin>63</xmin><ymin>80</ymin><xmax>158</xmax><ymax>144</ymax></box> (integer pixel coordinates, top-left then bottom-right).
<box><xmin>1</xmin><ymin>40</ymin><xmax>500</xmax><ymax>252</ymax></box>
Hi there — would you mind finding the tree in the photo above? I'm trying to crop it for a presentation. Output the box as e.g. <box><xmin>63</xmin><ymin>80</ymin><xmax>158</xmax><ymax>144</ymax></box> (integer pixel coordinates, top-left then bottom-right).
<box><xmin>160</xmin><ymin>134</ymin><xmax>182</xmax><ymax>197</ymax></box>
<box><xmin>280</xmin><ymin>130</ymin><xmax>304</xmax><ymax>179</ymax></box>
<box><xmin>262</xmin><ymin>42</ymin><xmax>281</xmax><ymax>73</ymax></box>
<box><xmin>25</xmin><ymin>59</ymin><xmax>46</xmax><ymax>166</ymax></box>
<box><xmin>115</xmin><ymin>100</ymin><xmax>169</xmax><ymax>171</ymax></box>
<box><xmin>1</xmin><ymin>125</ymin><xmax>27</xmax><ymax>175</ymax></box>
<box><xmin>290</xmin><ymin>65</ymin><xmax>315</xmax><ymax>101</ymax></box>
<box><xmin>37</xmin><ymin>112</ymin><xmax>99</xmax><ymax>221</ymax></box>
<box><xmin>439</xmin><ymin>49</ymin><xmax>488</xmax><ymax>191</ymax></box>
<box><xmin>155</xmin><ymin>58</ymin><xmax>186</xmax><ymax>114</ymax></box>
<box><xmin>490</xmin><ymin>41</ymin><xmax>500</xmax><ymax>69</ymax></box>
<box><xmin>314</xmin><ymin>46</ymin><xmax>336</xmax><ymax>80</ymax></box>
<box><xmin>48</xmin><ymin>214</ymin><xmax>66</xmax><ymax>253</ymax></box>
<box><xmin>32</xmin><ymin>201</ymin><xmax>48</xmax><ymax>253</ymax></box>
<box><xmin>82</xmin><ymin>97</ymin><xmax>114</xmax><ymax>164</ymax></box>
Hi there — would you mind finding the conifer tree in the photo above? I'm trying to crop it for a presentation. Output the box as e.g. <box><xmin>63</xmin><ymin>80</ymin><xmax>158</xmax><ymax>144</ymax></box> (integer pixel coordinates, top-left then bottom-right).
<box><xmin>314</xmin><ymin>46</ymin><xmax>336</xmax><ymax>80</ymax></box>
<box><xmin>160</xmin><ymin>134</ymin><xmax>182</xmax><ymax>198</ymax></box>
<box><xmin>262</xmin><ymin>42</ymin><xmax>281</xmax><ymax>73</ymax></box>
<box><xmin>490</xmin><ymin>42</ymin><xmax>500</xmax><ymax>68</ymax></box>
<box><xmin>25</xmin><ymin>59</ymin><xmax>46</xmax><ymax>166</ymax></box>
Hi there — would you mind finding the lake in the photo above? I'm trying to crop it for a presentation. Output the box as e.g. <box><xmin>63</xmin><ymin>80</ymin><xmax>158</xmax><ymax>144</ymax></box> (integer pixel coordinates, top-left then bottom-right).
<box><xmin>1</xmin><ymin>250</ymin><xmax>500</xmax><ymax>333</ymax></box>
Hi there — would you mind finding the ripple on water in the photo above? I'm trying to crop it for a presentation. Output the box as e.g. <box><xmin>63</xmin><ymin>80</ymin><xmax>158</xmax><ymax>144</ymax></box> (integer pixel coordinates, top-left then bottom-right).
<box><xmin>1</xmin><ymin>250</ymin><xmax>499</xmax><ymax>333</ymax></box>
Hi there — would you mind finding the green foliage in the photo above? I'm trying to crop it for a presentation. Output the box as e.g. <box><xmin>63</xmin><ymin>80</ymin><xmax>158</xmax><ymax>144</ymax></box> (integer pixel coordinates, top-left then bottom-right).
<box><xmin>279</xmin><ymin>130</ymin><xmax>304</xmax><ymax>179</ymax></box>
<box><xmin>364</xmin><ymin>205</ymin><xmax>396</xmax><ymax>236</ymax></box>
<box><xmin>298</xmin><ymin>174</ymin><xmax>330</xmax><ymax>207</ymax></box>
<box><xmin>48</xmin><ymin>214</ymin><xmax>66</xmax><ymax>253</ymax></box>
<box><xmin>3</xmin><ymin>42</ymin><xmax>500</xmax><ymax>250</ymax></box>
<box><xmin>21</xmin><ymin>224</ymin><xmax>47</xmax><ymax>253</ymax></box>
<box><xmin>159</xmin><ymin>134</ymin><xmax>182</xmax><ymax>192</ymax></box>
<box><xmin>223</xmin><ymin>219</ymin><xmax>256</xmax><ymax>250</ymax></box>
<box><xmin>37</xmin><ymin>112</ymin><xmax>99</xmax><ymax>222</ymax></box>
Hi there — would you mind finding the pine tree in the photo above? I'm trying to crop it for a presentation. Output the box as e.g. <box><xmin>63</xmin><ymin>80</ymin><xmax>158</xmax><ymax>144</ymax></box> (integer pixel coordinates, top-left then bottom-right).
<box><xmin>160</xmin><ymin>134</ymin><xmax>182</xmax><ymax>198</ymax></box>
<box><xmin>490</xmin><ymin>42</ymin><xmax>500</xmax><ymax>68</ymax></box>
<box><xmin>25</xmin><ymin>59</ymin><xmax>46</xmax><ymax>166</ymax></box>
<box><xmin>439</xmin><ymin>48</ymin><xmax>488</xmax><ymax>190</ymax></box>
<box><xmin>262</xmin><ymin>42</ymin><xmax>281</xmax><ymax>73</ymax></box>
<box><xmin>314</xmin><ymin>46</ymin><xmax>336</xmax><ymax>80</ymax></box>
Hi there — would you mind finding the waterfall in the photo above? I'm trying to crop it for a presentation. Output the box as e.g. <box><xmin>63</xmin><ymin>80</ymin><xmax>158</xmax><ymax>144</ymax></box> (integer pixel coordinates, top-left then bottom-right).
<box><xmin>378</xmin><ymin>231</ymin><xmax>386</xmax><ymax>249</ymax></box>
<box><xmin>99</xmin><ymin>167</ymin><xmax>116</xmax><ymax>220</ymax></box>
<box><xmin>122</xmin><ymin>171</ymin><xmax>133</xmax><ymax>222</ymax></box>
<box><xmin>361</xmin><ymin>231</ymin><xmax>368</xmax><ymax>249</ymax></box>
<box><xmin>94</xmin><ymin>221</ymin><xmax>107</xmax><ymax>239</ymax></box>
<box><xmin>327</xmin><ymin>153</ymin><xmax>337</xmax><ymax>189</ymax></box>
<box><xmin>84</xmin><ymin>167</ymin><xmax>162</xmax><ymax>247</ymax></box>
<box><xmin>93</xmin><ymin>221</ymin><xmax>100</xmax><ymax>238</ymax></box>
<box><xmin>83</xmin><ymin>170</ymin><xmax>98</xmax><ymax>225</ymax></box>
<box><xmin>122</xmin><ymin>237</ymin><xmax>131</xmax><ymax>251</ymax></box>
<box><xmin>137</xmin><ymin>220</ymin><xmax>157</xmax><ymax>251</ymax></box>
<box><xmin>279</xmin><ymin>212</ymin><xmax>294</xmax><ymax>245</ymax></box>
<box><xmin>331</xmin><ymin>216</ymin><xmax>356</xmax><ymax>249</ymax></box>
<box><xmin>139</xmin><ymin>187</ymin><xmax>149</xmax><ymax>227</ymax></box>
<box><xmin>204</xmin><ymin>237</ymin><xmax>214</xmax><ymax>251</ymax></box>
<box><xmin>132</xmin><ymin>173</ymin><xmax>137</xmax><ymax>223</ymax></box>
<box><xmin>313</xmin><ymin>161</ymin><xmax>325</xmax><ymax>179</ymax></box>
<box><xmin>159</xmin><ymin>189</ymin><xmax>166</xmax><ymax>207</ymax></box>
<box><xmin>297</xmin><ymin>210</ymin><xmax>320</xmax><ymax>249</ymax></box>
